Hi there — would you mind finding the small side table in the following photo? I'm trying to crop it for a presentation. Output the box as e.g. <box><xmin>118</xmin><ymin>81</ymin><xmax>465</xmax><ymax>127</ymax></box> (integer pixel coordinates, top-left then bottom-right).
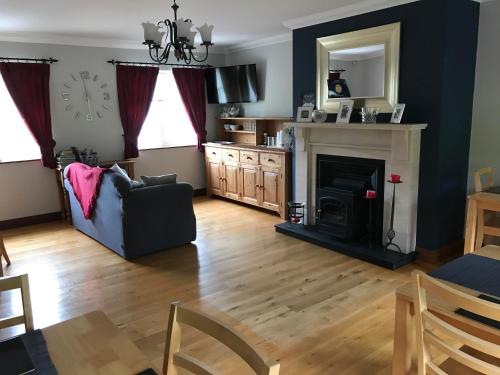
<box><xmin>55</xmin><ymin>160</ymin><xmax>136</xmax><ymax>223</ymax></box>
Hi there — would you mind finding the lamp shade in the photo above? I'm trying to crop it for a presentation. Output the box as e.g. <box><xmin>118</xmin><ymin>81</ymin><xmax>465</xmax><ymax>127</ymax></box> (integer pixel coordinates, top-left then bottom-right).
<box><xmin>176</xmin><ymin>18</ymin><xmax>193</xmax><ymax>39</ymax></box>
<box><xmin>142</xmin><ymin>22</ymin><xmax>160</xmax><ymax>42</ymax></box>
<box><xmin>197</xmin><ymin>23</ymin><xmax>214</xmax><ymax>43</ymax></box>
<box><xmin>186</xmin><ymin>31</ymin><xmax>197</xmax><ymax>46</ymax></box>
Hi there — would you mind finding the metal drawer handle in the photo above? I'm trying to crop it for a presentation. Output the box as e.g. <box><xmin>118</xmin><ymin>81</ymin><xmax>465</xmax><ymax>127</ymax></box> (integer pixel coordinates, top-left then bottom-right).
<box><xmin>228</xmin><ymin>154</ymin><xmax>234</xmax><ymax>158</ymax></box>
<box><xmin>211</xmin><ymin>152</ymin><xmax>216</xmax><ymax>155</ymax></box>
<box><xmin>246</xmin><ymin>156</ymin><xmax>253</xmax><ymax>160</ymax></box>
<box><xmin>267</xmin><ymin>158</ymin><xmax>275</xmax><ymax>163</ymax></box>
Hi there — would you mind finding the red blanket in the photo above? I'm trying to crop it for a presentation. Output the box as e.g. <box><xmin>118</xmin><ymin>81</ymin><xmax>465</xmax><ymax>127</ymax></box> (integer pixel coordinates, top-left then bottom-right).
<box><xmin>66</xmin><ymin>163</ymin><xmax>107</xmax><ymax>219</ymax></box>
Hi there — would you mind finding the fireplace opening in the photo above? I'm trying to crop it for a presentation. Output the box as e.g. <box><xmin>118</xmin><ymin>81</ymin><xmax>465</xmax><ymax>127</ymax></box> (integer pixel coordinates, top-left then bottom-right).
<box><xmin>316</xmin><ymin>155</ymin><xmax>385</xmax><ymax>244</ymax></box>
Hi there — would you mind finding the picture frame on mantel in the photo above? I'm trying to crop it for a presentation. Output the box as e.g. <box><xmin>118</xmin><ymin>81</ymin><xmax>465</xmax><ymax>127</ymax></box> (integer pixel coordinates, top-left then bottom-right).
<box><xmin>296</xmin><ymin>106</ymin><xmax>313</xmax><ymax>122</ymax></box>
<box><xmin>336</xmin><ymin>100</ymin><xmax>354</xmax><ymax>123</ymax></box>
<box><xmin>390</xmin><ymin>103</ymin><xmax>406</xmax><ymax>123</ymax></box>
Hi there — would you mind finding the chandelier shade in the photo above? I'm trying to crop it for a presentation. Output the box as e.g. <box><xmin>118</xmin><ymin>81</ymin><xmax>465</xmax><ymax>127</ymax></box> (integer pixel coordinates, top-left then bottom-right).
<box><xmin>141</xmin><ymin>0</ymin><xmax>214</xmax><ymax>65</ymax></box>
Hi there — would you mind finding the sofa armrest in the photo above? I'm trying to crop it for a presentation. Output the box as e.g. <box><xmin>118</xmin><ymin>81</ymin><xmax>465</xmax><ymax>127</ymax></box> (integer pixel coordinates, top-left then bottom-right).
<box><xmin>121</xmin><ymin>182</ymin><xmax>196</xmax><ymax>257</ymax></box>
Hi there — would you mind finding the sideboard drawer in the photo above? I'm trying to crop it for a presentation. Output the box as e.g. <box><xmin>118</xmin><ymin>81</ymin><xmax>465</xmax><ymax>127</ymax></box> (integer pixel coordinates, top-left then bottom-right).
<box><xmin>240</xmin><ymin>150</ymin><xmax>259</xmax><ymax>165</ymax></box>
<box><xmin>260</xmin><ymin>152</ymin><xmax>282</xmax><ymax>167</ymax></box>
<box><xmin>206</xmin><ymin>147</ymin><xmax>221</xmax><ymax>161</ymax></box>
<box><xmin>223</xmin><ymin>149</ymin><xmax>240</xmax><ymax>162</ymax></box>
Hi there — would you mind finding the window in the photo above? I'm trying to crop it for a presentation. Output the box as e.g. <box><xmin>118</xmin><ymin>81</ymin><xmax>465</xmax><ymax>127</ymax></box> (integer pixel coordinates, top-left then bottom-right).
<box><xmin>138</xmin><ymin>70</ymin><xmax>197</xmax><ymax>149</ymax></box>
<box><xmin>0</xmin><ymin>75</ymin><xmax>40</xmax><ymax>162</ymax></box>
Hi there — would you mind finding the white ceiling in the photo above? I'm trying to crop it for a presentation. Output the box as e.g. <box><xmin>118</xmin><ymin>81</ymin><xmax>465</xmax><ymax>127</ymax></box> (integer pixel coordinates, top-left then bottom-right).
<box><xmin>0</xmin><ymin>0</ymin><xmax>486</xmax><ymax>52</ymax></box>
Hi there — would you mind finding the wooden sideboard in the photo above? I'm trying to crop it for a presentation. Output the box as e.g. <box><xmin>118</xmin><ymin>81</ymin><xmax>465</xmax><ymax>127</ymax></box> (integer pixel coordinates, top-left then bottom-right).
<box><xmin>204</xmin><ymin>143</ymin><xmax>291</xmax><ymax>219</ymax></box>
<box><xmin>55</xmin><ymin>160</ymin><xmax>136</xmax><ymax>223</ymax></box>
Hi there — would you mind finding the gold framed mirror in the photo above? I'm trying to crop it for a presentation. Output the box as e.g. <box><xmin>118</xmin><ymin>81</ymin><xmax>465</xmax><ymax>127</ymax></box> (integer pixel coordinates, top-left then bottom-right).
<box><xmin>316</xmin><ymin>22</ymin><xmax>400</xmax><ymax>114</ymax></box>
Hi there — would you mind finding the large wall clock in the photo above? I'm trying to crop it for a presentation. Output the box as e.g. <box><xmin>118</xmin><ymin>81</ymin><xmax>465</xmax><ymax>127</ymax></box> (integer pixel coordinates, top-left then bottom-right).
<box><xmin>61</xmin><ymin>71</ymin><xmax>111</xmax><ymax>121</ymax></box>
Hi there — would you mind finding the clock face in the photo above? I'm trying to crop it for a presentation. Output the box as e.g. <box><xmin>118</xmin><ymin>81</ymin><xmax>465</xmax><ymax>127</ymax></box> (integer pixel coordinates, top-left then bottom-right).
<box><xmin>61</xmin><ymin>71</ymin><xmax>110</xmax><ymax>121</ymax></box>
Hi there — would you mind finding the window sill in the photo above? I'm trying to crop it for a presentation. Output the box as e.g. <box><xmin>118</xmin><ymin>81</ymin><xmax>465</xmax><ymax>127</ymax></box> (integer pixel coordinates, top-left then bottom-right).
<box><xmin>139</xmin><ymin>145</ymin><xmax>197</xmax><ymax>152</ymax></box>
<box><xmin>0</xmin><ymin>158</ymin><xmax>41</xmax><ymax>165</ymax></box>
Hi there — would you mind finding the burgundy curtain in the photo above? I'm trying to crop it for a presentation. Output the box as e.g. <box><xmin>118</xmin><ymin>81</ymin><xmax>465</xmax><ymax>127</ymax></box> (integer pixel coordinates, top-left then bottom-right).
<box><xmin>172</xmin><ymin>68</ymin><xmax>207</xmax><ymax>151</ymax></box>
<box><xmin>116</xmin><ymin>65</ymin><xmax>159</xmax><ymax>158</ymax></box>
<box><xmin>0</xmin><ymin>63</ymin><xmax>56</xmax><ymax>168</ymax></box>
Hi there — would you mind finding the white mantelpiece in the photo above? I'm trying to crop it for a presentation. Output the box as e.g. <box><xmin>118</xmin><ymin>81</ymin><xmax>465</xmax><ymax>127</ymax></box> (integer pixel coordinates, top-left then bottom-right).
<box><xmin>287</xmin><ymin>122</ymin><xmax>428</xmax><ymax>254</ymax></box>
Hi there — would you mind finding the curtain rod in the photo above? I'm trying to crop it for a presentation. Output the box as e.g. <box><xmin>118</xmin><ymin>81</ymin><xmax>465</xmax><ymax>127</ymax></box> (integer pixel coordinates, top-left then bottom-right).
<box><xmin>0</xmin><ymin>57</ymin><xmax>58</xmax><ymax>64</ymax></box>
<box><xmin>107</xmin><ymin>59</ymin><xmax>211</xmax><ymax>68</ymax></box>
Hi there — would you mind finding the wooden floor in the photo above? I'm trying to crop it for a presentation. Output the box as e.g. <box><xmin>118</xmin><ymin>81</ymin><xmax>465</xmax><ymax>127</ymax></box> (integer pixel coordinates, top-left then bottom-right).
<box><xmin>0</xmin><ymin>197</ymin><xmax>423</xmax><ymax>374</ymax></box>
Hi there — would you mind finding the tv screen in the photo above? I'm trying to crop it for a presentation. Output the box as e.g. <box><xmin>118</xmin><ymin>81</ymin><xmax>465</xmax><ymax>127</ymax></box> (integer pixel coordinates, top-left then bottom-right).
<box><xmin>206</xmin><ymin>64</ymin><xmax>259</xmax><ymax>104</ymax></box>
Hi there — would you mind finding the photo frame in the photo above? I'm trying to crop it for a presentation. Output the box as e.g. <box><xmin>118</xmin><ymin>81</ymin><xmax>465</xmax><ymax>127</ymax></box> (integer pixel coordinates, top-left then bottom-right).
<box><xmin>390</xmin><ymin>103</ymin><xmax>406</xmax><ymax>123</ymax></box>
<box><xmin>336</xmin><ymin>100</ymin><xmax>354</xmax><ymax>123</ymax></box>
<box><xmin>296</xmin><ymin>106</ymin><xmax>313</xmax><ymax>122</ymax></box>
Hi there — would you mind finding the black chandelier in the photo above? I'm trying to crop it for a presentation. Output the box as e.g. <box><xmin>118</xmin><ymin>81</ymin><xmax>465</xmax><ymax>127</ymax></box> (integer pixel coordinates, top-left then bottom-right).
<box><xmin>142</xmin><ymin>0</ymin><xmax>214</xmax><ymax>65</ymax></box>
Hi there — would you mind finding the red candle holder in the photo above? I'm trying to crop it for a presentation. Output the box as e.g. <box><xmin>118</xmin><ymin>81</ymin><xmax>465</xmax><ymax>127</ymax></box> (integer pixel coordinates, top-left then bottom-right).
<box><xmin>365</xmin><ymin>190</ymin><xmax>377</xmax><ymax>199</ymax></box>
<box><xmin>390</xmin><ymin>174</ymin><xmax>401</xmax><ymax>183</ymax></box>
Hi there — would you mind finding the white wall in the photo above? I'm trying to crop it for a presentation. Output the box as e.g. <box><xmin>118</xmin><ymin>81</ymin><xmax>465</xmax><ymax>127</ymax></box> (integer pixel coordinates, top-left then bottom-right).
<box><xmin>468</xmin><ymin>0</ymin><xmax>500</xmax><ymax>191</ymax></box>
<box><xmin>225</xmin><ymin>41</ymin><xmax>293</xmax><ymax>117</ymax></box>
<box><xmin>0</xmin><ymin>41</ymin><xmax>225</xmax><ymax>221</ymax></box>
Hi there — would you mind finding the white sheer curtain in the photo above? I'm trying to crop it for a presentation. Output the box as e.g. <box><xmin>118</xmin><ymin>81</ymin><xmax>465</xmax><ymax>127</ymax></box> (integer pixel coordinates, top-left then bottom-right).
<box><xmin>0</xmin><ymin>74</ymin><xmax>40</xmax><ymax>162</ymax></box>
<box><xmin>138</xmin><ymin>70</ymin><xmax>197</xmax><ymax>149</ymax></box>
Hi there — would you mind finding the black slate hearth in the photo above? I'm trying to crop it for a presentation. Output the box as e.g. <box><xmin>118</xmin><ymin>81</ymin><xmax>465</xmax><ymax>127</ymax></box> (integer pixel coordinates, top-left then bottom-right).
<box><xmin>275</xmin><ymin>222</ymin><xmax>415</xmax><ymax>270</ymax></box>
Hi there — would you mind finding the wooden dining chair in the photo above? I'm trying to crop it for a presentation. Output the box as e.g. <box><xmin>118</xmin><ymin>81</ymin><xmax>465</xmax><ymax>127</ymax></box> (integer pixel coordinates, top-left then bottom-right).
<box><xmin>0</xmin><ymin>232</ymin><xmax>12</xmax><ymax>277</ymax></box>
<box><xmin>412</xmin><ymin>271</ymin><xmax>500</xmax><ymax>375</ymax></box>
<box><xmin>0</xmin><ymin>274</ymin><xmax>34</xmax><ymax>333</ymax></box>
<box><xmin>475</xmin><ymin>167</ymin><xmax>494</xmax><ymax>193</ymax></box>
<box><xmin>163</xmin><ymin>302</ymin><xmax>280</xmax><ymax>375</ymax></box>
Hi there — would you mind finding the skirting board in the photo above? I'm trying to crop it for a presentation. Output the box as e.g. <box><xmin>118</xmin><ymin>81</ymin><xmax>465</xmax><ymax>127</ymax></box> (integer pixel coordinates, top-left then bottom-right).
<box><xmin>193</xmin><ymin>188</ymin><xmax>207</xmax><ymax>197</ymax></box>
<box><xmin>416</xmin><ymin>240</ymin><xmax>464</xmax><ymax>266</ymax></box>
<box><xmin>0</xmin><ymin>212</ymin><xmax>62</xmax><ymax>230</ymax></box>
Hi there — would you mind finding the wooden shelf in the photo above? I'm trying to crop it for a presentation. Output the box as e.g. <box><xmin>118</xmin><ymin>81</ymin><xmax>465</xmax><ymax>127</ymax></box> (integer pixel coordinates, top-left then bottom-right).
<box><xmin>218</xmin><ymin>117</ymin><xmax>291</xmax><ymax>121</ymax></box>
<box><xmin>224</xmin><ymin>130</ymin><xmax>256</xmax><ymax>134</ymax></box>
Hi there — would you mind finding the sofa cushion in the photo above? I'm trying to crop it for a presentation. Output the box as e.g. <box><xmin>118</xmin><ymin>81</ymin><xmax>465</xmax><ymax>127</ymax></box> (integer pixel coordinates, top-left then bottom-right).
<box><xmin>140</xmin><ymin>174</ymin><xmax>177</xmax><ymax>186</ymax></box>
<box><xmin>110</xmin><ymin>163</ymin><xmax>143</xmax><ymax>189</ymax></box>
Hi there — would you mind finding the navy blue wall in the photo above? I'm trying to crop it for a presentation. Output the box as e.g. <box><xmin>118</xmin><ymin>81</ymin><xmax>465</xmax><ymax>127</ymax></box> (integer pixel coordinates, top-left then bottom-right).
<box><xmin>293</xmin><ymin>0</ymin><xmax>479</xmax><ymax>250</ymax></box>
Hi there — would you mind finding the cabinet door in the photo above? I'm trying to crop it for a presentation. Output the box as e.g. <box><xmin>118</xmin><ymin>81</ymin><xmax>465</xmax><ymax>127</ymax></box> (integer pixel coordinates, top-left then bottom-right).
<box><xmin>261</xmin><ymin>166</ymin><xmax>281</xmax><ymax>213</ymax></box>
<box><xmin>222</xmin><ymin>161</ymin><xmax>240</xmax><ymax>200</ymax></box>
<box><xmin>206</xmin><ymin>160</ymin><xmax>223</xmax><ymax>196</ymax></box>
<box><xmin>240</xmin><ymin>164</ymin><xmax>259</xmax><ymax>206</ymax></box>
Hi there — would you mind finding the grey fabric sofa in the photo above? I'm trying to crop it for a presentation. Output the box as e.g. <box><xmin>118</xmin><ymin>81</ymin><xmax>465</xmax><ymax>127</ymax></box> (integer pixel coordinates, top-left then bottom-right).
<box><xmin>64</xmin><ymin>168</ymin><xmax>196</xmax><ymax>259</ymax></box>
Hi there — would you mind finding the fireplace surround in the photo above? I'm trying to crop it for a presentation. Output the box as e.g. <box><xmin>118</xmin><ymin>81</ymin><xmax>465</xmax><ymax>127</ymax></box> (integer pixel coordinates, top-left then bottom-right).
<box><xmin>276</xmin><ymin>122</ymin><xmax>427</xmax><ymax>268</ymax></box>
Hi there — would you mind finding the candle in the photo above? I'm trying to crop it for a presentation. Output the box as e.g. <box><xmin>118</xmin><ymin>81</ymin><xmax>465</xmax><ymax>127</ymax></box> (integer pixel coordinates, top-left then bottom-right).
<box><xmin>365</xmin><ymin>190</ymin><xmax>377</xmax><ymax>199</ymax></box>
<box><xmin>390</xmin><ymin>174</ymin><xmax>401</xmax><ymax>183</ymax></box>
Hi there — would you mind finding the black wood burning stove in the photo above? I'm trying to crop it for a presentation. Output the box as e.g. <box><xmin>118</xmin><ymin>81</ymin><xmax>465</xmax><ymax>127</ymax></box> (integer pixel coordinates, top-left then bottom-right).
<box><xmin>316</xmin><ymin>155</ymin><xmax>385</xmax><ymax>244</ymax></box>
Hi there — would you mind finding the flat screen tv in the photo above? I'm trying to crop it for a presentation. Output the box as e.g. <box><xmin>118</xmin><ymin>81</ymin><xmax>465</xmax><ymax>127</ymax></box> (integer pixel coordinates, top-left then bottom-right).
<box><xmin>206</xmin><ymin>64</ymin><xmax>259</xmax><ymax>104</ymax></box>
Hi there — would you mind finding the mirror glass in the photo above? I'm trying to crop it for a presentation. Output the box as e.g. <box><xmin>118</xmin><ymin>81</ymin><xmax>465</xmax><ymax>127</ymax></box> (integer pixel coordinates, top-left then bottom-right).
<box><xmin>328</xmin><ymin>44</ymin><xmax>385</xmax><ymax>99</ymax></box>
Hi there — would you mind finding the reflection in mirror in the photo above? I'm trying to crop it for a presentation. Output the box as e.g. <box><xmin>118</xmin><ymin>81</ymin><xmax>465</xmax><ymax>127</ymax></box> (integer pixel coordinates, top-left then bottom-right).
<box><xmin>328</xmin><ymin>44</ymin><xmax>385</xmax><ymax>99</ymax></box>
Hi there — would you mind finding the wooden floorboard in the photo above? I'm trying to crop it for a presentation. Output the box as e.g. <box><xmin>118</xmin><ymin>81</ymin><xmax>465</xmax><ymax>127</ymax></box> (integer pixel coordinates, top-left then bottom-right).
<box><xmin>0</xmin><ymin>197</ymin><xmax>422</xmax><ymax>374</ymax></box>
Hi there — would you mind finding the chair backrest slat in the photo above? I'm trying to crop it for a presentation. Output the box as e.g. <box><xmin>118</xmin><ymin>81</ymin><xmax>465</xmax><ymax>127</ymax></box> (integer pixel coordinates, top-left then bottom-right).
<box><xmin>163</xmin><ymin>302</ymin><xmax>280</xmax><ymax>375</ymax></box>
<box><xmin>412</xmin><ymin>271</ymin><xmax>500</xmax><ymax>375</ymax></box>
<box><xmin>420</xmin><ymin>275</ymin><xmax>500</xmax><ymax>321</ymax></box>
<box><xmin>423</xmin><ymin>311</ymin><xmax>500</xmax><ymax>358</ymax></box>
<box><xmin>173</xmin><ymin>352</ymin><xmax>217</xmax><ymax>375</ymax></box>
<box><xmin>0</xmin><ymin>274</ymin><xmax>33</xmax><ymax>332</ymax></box>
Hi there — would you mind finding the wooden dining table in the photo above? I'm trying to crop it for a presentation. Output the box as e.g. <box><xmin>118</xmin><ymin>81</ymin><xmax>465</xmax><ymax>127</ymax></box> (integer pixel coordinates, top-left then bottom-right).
<box><xmin>391</xmin><ymin>246</ymin><xmax>500</xmax><ymax>374</ymax></box>
<box><xmin>8</xmin><ymin>311</ymin><xmax>156</xmax><ymax>375</ymax></box>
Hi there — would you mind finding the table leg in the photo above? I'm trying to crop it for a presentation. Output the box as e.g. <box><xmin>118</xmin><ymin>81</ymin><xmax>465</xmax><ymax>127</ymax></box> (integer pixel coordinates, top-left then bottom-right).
<box><xmin>392</xmin><ymin>296</ymin><xmax>414</xmax><ymax>375</ymax></box>
<box><xmin>464</xmin><ymin>198</ymin><xmax>477</xmax><ymax>254</ymax></box>
<box><xmin>475</xmin><ymin>208</ymin><xmax>485</xmax><ymax>252</ymax></box>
